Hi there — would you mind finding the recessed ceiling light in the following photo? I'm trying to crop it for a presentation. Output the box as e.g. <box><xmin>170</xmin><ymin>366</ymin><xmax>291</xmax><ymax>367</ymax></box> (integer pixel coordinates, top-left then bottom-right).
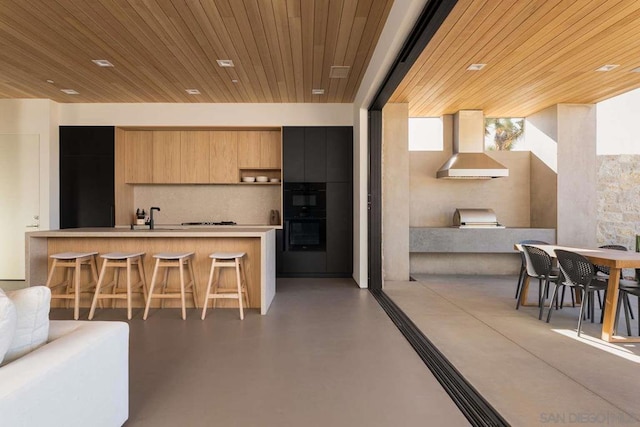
<box><xmin>596</xmin><ymin>64</ymin><xmax>619</xmax><ymax>72</ymax></box>
<box><xmin>231</xmin><ymin>79</ymin><xmax>238</xmax><ymax>83</ymax></box>
<box><xmin>46</xmin><ymin>79</ymin><xmax>54</xmax><ymax>84</ymax></box>
<box><xmin>312</xmin><ymin>89</ymin><xmax>325</xmax><ymax>95</ymax></box>
<box><xmin>467</xmin><ymin>63</ymin><xmax>486</xmax><ymax>71</ymax></box>
<box><xmin>91</xmin><ymin>59</ymin><xmax>114</xmax><ymax>67</ymax></box>
<box><xmin>632</xmin><ymin>67</ymin><xmax>640</xmax><ymax>73</ymax></box>
<box><xmin>216</xmin><ymin>59</ymin><xmax>234</xmax><ymax>67</ymax></box>
<box><xmin>329</xmin><ymin>66</ymin><xmax>350</xmax><ymax>79</ymax></box>
<box><xmin>185</xmin><ymin>89</ymin><xmax>201</xmax><ymax>95</ymax></box>
<box><xmin>60</xmin><ymin>89</ymin><xmax>79</xmax><ymax>95</ymax></box>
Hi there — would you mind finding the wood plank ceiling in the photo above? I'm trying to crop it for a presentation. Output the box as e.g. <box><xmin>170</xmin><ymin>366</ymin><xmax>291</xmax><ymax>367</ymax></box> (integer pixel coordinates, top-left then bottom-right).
<box><xmin>391</xmin><ymin>0</ymin><xmax>640</xmax><ymax>118</ymax></box>
<box><xmin>0</xmin><ymin>0</ymin><xmax>392</xmax><ymax>103</ymax></box>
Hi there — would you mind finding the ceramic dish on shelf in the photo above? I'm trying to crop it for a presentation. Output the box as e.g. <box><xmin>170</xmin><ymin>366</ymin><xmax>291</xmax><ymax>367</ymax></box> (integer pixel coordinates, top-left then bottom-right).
<box><xmin>242</xmin><ymin>176</ymin><xmax>256</xmax><ymax>182</ymax></box>
<box><xmin>256</xmin><ymin>176</ymin><xmax>269</xmax><ymax>182</ymax></box>
<box><xmin>269</xmin><ymin>178</ymin><xmax>280</xmax><ymax>183</ymax></box>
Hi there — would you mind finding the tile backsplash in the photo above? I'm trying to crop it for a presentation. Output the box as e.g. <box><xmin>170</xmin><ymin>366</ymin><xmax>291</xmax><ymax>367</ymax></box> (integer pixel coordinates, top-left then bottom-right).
<box><xmin>134</xmin><ymin>185</ymin><xmax>281</xmax><ymax>225</ymax></box>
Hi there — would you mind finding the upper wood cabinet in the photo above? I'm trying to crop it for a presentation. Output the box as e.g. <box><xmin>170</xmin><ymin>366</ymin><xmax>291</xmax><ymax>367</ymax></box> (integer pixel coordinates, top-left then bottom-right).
<box><xmin>181</xmin><ymin>131</ymin><xmax>210</xmax><ymax>183</ymax></box>
<box><xmin>261</xmin><ymin>131</ymin><xmax>282</xmax><ymax>168</ymax></box>
<box><xmin>238</xmin><ymin>130</ymin><xmax>281</xmax><ymax>169</ymax></box>
<box><xmin>237</xmin><ymin>131</ymin><xmax>261</xmax><ymax>168</ymax></box>
<box><xmin>210</xmin><ymin>131</ymin><xmax>238</xmax><ymax>183</ymax></box>
<box><xmin>152</xmin><ymin>131</ymin><xmax>181</xmax><ymax>183</ymax></box>
<box><xmin>124</xmin><ymin>130</ymin><xmax>153</xmax><ymax>184</ymax></box>
<box><xmin>121</xmin><ymin>128</ymin><xmax>280</xmax><ymax>184</ymax></box>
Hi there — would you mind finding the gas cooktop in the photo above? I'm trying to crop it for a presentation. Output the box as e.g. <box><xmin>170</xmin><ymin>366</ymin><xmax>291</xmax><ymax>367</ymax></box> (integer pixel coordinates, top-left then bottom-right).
<box><xmin>181</xmin><ymin>221</ymin><xmax>237</xmax><ymax>226</ymax></box>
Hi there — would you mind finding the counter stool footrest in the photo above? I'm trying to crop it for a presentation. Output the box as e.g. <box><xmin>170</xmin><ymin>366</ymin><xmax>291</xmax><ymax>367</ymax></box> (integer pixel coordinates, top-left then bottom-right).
<box><xmin>89</xmin><ymin>253</ymin><xmax>147</xmax><ymax>321</ymax></box>
<box><xmin>143</xmin><ymin>252</ymin><xmax>197</xmax><ymax>320</ymax></box>
<box><xmin>201</xmin><ymin>252</ymin><xmax>248</xmax><ymax>320</ymax></box>
<box><xmin>46</xmin><ymin>252</ymin><xmax>100</xmax><ymax>320</ymax></box>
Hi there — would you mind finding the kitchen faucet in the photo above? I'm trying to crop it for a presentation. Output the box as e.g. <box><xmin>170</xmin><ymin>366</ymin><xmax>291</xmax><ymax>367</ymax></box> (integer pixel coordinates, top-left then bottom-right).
<box><xmin>149</xmin><ymin>207</ymin><xmax>161</xmax><ymax>229</ymax></box>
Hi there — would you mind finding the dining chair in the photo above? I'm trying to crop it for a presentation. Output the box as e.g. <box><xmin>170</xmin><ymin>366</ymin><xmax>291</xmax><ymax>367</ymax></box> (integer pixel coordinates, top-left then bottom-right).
<box><xmin>594</xmin><ymin>244</ymin><xmax>635</xmax><ymax>323</ymax></box>
<box><xmin>515</xmin><ymin>240</ymin><xmax>550</xmax><ymax>300</ymax></box>
<box><xmin>616</xmin><ymin>273</ymin><xmax>640</xmax><ymax>336</ymax></box>
<box><xmin>518</xmin><ymin>245</ymin><xmax>559</xmax><ymax>320</ymax></box>
<box><xmin>551</xmin><ymin>250</ymin><xmax>609</xmax><ymax>336</ymax></box>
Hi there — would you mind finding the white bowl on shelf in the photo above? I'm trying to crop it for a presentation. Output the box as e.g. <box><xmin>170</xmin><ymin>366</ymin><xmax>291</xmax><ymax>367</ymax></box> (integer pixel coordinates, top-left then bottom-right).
<box><xmin>256</xmin><ymin>176</ymin><xmax>269</xmax><ymax>182</ymax></box>
<box><xmin>242</xmin><ymin>176</ymin><xmax>256</xmax><ymax>182</ymax></box>
<box><xmin>269</xmin><ymin>178</ymin><xmax>280</xmax><ymax>183</ymax></box>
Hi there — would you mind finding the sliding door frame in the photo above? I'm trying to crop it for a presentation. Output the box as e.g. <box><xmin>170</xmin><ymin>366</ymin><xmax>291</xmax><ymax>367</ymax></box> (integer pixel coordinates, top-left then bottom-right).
<box><xmin>367</xmin><ymin>0</ymin><xmax>458</xmax><ymax>290</ymax></box>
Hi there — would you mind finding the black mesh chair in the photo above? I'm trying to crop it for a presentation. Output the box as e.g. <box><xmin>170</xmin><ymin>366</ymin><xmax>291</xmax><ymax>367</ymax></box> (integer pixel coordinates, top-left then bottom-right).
<box><xmin>515</xmin><ymin>240</ymin><xmax>550</xmax><ymax>300</ymax></box>
<box><xmin>594</xmin><ymin>244</ymin><xmax>628</xmax><ymax>277</ymax></box>
<box><xmin>616</xmin><ymin>271</ymin><xmax>640</xmax><ymax>336</ymax></box>
<box><xmin>552</xmin><ymin>250</ymin><xmax>609</xmax><ymax>336</ymax></box>
<box><xmin>594</xmin><ymin>245</ymin><xmax>634</xmax><ymax>323</ymax></box>
<box><xmin>519</xmin><ymin>245</ymin><xmax>559</xmax><ymax>320</ymax></box>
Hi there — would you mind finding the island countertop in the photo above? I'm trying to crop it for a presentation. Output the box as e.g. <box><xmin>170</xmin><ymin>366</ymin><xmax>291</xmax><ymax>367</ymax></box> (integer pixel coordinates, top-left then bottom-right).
<box><xmin>28</xmin><ymin>226</ymin><xmax>275</xmax><ymax>238</ymax></box>
<box><xmin>26</xmin><ymin>227</ymin><xmax>276</xmax><ymax>315</ymax></box>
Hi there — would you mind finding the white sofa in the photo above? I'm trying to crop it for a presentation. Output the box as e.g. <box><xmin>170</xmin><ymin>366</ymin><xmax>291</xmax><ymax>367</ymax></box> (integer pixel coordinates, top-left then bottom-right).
<box><xmin>0</xmin><ymin>320</ymin><xmax>129</xmax><ymax>427</ymax></box>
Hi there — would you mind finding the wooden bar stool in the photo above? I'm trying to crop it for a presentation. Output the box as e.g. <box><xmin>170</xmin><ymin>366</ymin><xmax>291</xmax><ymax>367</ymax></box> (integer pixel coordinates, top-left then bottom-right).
<box><xmin>45</xmin><ymin>251</ymin><xmax>99</xmax><ymax>320</ymax></box>
<box><xmin>88</xmin><ymin>252</ymin><xmax>148</xmax><ymax>320</ymax></box>
<box><xmin>143</xmin><ymin>252</ymin><xmax>197</xmax><ymax>320</ymax></box>
<box><xmin>201</xmin><ymin>252</ymin><xmax>249</xmax><ymax>320</ymax></box>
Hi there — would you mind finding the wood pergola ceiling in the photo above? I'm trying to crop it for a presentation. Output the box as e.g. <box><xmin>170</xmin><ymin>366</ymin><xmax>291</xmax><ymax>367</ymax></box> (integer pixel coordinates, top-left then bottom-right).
<box><xmin>391</xmin><ymin>0</ymin><xmax>640</xmax><ymax>118</ymax></box>
<box><xmin>0</xmin><ymin>0</ymin><xmax>392</xmax><ymax>103</ymax></box>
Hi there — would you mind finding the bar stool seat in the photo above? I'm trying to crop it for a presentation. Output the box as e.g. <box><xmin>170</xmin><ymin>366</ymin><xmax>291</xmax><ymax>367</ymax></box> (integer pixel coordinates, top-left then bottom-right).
<box><xmin>143</xmin><ymin>252</ymin><xmax>197</xmax><ymax>320</ymax></box>
<box><xmin>46</xmin><ymin>251</ymin><xmax>99</xmax><ymax>320</ymax></box>
<box><xmin>201</xmin><ymin>252</ymin><xmax>249</xmax><ymax>320</ymax></box>
<box><xmin>89</xmin><ymin>252</ymin><xmax>148</xmax><ymax>320</ymax></box>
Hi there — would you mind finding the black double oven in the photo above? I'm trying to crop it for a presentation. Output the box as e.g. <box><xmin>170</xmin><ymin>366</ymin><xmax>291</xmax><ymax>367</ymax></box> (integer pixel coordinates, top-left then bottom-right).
<box><xmin>283</xmin><ymin>183</ymin><xmax>326</xmax><ymax>251</ymax></box>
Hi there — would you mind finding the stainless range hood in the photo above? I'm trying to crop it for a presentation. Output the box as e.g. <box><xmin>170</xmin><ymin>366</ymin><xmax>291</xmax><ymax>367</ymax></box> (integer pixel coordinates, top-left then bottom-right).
<box><xmin>436</xmin><ymin>110</ymin><xmax>509</xmax><ymax>179</ymax></box>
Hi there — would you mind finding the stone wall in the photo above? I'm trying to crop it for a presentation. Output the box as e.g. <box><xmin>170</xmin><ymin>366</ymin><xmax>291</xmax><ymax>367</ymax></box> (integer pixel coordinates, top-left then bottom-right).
<box><xmin>597</xmin><ymin>155</ymin><xmax>640</xmax><ymax>250</ymax></box>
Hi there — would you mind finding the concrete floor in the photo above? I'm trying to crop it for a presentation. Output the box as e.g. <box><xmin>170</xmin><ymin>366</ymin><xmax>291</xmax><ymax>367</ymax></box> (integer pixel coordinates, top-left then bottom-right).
<box><xmin>50</xmin><ymin>278</ymin><xmax>469</xmax><ymax>427</ymax></box>
<box><xmin>385</xmin><ymin>275</ymin><xmax>640</xmax><ymax>427</ymax></box>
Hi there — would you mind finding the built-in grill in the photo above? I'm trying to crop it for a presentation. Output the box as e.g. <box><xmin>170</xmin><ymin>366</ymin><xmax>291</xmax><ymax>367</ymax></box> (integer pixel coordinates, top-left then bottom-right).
<box><xmin>452</xmin><ymin>208</ymin><xmax>505</xmax><ymax>228</ymax></box>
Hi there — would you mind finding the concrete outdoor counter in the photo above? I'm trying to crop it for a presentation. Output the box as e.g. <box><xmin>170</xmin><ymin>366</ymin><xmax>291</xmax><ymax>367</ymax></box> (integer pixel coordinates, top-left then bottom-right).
<box><xmin>26</xmin><ymin>227</ymin><xmax>276</xmax><ymax>314</ymax></box>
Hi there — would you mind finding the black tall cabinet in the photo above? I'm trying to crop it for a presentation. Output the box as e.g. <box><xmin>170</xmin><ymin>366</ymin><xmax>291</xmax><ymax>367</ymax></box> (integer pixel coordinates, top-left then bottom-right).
<box><xmin>279</xmin><ymin>126</ymin><xmax>353</xmax><ymax>277</ymax></box>
<box><xmin>59</xmin><ymin>126</ymin><xmax>115</xmax><ymax>228</ymax></box>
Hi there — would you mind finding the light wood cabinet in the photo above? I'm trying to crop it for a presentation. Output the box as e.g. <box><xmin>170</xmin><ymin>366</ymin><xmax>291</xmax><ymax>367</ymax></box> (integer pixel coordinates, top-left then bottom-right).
<box><xmin>261</xmin><ymin>131</ymin><xmax>282</xmax><ymax>168</ymax></box>
<box><xmin>181</xmin><ymin>131</ymin><xmax>210</xmax><ymax>183</ymax></box>
<box><xmin>237</xmin><ymin>131</ymin><xmax>261</xmax><ymax>168</ymax></box>
<box><xmin>152</xmin><ymin>131</ymin><xmax>181</xmax><ymax>183</ymax></box>
<box><xmin>124</xmin><ymin>131</ymin><xmax>153</xmax><ymax>183</ymax></box>
<box><xmin>238</xmin><ymin>130</ymin><xmax>282</xmax><ymax>169</ymax></box>
<box><xmin>121</xmin><ymin>128</ymin><xmax>280</xmax><ymax>185</ymax></box>
<box><xmin>210</xmin><ymin>131</ymin><xmax>238</xmax><ymax>183</ymax></box>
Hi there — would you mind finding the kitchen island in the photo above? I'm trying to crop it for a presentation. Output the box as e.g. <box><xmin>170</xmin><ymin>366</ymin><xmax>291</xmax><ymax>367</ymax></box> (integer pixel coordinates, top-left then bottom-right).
<box><xmin>26</xmin><ymin>227</ymin><xmax>276</xmax><ymax>314</ymax></box>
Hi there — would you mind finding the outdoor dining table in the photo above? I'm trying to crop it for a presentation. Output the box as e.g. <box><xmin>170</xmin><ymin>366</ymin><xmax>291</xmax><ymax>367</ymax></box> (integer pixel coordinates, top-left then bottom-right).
<box><xmin>514</xmin><ymin>243</ymin><xmax>640</xmax><ymax>343</ymax></box>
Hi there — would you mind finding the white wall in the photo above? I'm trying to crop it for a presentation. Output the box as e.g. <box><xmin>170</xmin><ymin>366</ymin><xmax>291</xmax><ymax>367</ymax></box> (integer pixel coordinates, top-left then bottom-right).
<box><xmin>59</xmin><ymin>103</ymin><xmax>353</xmax><ymax>126</ymax></box>
<box><xmin>597</xmin><ymin>88</ymin><xmax>640</xmax><ymax>155</ymax></box>
<box><xmin>0</xmin><ymin>99</ymin><xmax>59</xmax><ymax>230</ymax></box>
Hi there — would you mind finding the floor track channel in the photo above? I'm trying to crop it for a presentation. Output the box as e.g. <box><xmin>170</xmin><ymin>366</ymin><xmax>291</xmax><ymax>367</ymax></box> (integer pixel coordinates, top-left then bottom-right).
<box><xmin>370</xmin><ymin>289</ymin><xmax>510</xmax><ymax>427</ymax></box>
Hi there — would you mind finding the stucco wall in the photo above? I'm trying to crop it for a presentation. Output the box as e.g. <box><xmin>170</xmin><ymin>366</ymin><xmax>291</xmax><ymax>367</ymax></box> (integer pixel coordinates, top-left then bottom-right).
<box><xmin>382</xmin><ymin>103</ymin><xmax>410</xmax><ymax>281</ymax></box>
<box><xmin>556</xmin><ymin>104</ymin><xmax>597</xmax><ymax>247</ymax></box>
<box><xmin>409</xmin><ymin>114</ymin><xmax>531</xmax><ymax>228</ymax></box>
